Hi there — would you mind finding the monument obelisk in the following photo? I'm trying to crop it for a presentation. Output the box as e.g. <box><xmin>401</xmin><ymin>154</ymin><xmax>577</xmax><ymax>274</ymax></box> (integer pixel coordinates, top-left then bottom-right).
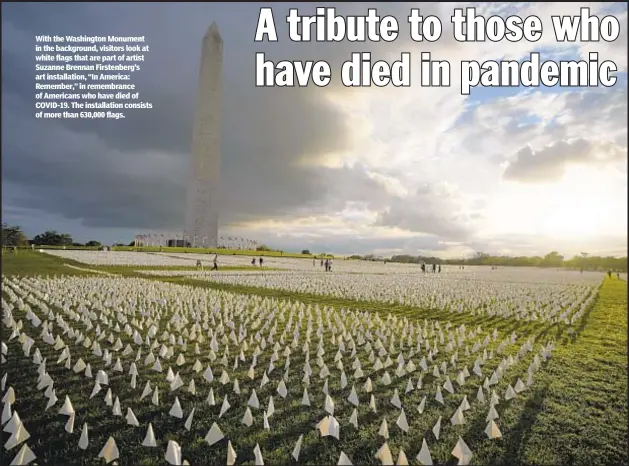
<box><xmin>184</xmin><ymin>22</ymin><xmax>222</xmax><ymax>248</ymax></box>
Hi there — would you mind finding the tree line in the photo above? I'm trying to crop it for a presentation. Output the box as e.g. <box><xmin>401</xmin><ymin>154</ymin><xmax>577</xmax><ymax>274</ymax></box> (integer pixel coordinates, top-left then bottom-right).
<box><xmin>349</xmin><ymin>251</ymin><xmax>627</xmax><ymax>271</ymax></box>
<box><xmin>1</xmin><ymin>223</ymin><xmax>107</xmax><ymax>248</ymax></box>
<box><xmin>385</xmin><ymin>251</ymin><xmax>627</xmax><ymax>271</ymax></box>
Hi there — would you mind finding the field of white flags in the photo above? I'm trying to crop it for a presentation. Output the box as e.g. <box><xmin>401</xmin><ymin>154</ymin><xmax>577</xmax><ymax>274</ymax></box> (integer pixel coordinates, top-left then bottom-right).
<box><xmin>42</xmin><ymin>250</ymin><xmax>205</xmax><ymax>267</ymax></box>
<box><xmin>1</xmin><ymin>272</ymin><xmax>574</xmax><ymax>466</ymax></box>
<box><xmin>42</xmin><ymin>249</ymin><xmax>420</xmax><ymax>272</ymax></box>
<box><xmin>187</xmin><ymin>269</ymin><xmax>601</xmax><ymax>320</ymax></box>
<box><xmin>3</xmin><ymin>248</ymin><xmax>626</xmax><ymax>466</ymax></box>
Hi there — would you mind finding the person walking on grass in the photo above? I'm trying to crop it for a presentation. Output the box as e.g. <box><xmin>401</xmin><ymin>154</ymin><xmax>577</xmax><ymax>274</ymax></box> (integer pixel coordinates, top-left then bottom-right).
<box><xmin>252</xmin><ymin>257</ymin><xmax>256</xmax><ymax>266</ymax></box>
<box><xmin>211</xmin><ymin>255</ymin><xmax>218</xmax><ymax>271</ymax></box>
<box><xmin>259</xmin><ymin>257</ymin><xmax>264</xmax><ymax>267</ymax></box>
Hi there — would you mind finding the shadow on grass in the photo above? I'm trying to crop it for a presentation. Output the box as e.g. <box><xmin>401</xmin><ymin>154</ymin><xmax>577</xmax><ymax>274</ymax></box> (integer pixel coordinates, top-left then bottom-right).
<box><xmin>498</xmin><ymin>384</ymin><xmax>549</xmax><ymax>466</ymax></box>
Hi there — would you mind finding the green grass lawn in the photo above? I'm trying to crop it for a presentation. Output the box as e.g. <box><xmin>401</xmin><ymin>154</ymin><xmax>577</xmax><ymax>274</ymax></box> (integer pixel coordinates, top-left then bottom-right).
<box><xmin>2</xmin><ymin>250</ymin><xmax>92</xmax><ymax>276</ymax></box>
<box><xmin>1</xmin><ymin>253</ymin><xmax>627</xmax><ymax>465</ymax></box>
<box><xmin>517</xmin><ymin>277</ymin><xmax>628</xmax><ymax>466</ymax></box>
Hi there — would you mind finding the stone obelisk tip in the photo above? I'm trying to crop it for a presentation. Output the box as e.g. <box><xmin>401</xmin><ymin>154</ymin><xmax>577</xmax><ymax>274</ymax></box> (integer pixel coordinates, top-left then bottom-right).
<box><xmin>205</xmin><ymin>22</ymin><xmax>222</xmax><ymax>42</ymax></box>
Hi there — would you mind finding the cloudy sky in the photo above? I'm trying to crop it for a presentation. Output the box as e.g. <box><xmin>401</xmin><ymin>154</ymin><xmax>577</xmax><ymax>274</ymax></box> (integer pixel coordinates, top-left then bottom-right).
<box><xmin>2</xmin><ymin>2</ymin><xmax>627</xmax><ymax>257</ymax></box>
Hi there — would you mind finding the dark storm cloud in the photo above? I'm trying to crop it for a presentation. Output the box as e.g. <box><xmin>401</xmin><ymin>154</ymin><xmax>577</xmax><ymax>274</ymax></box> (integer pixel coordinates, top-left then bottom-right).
<box><xmin>2</xmin><ymin>90</ymin><xmax>187</xmax><ymax>228</ymax></box>
<box><xmin>2</xmin><ymin>2</ymin><xmax>469</xmax><ymax>243</ymax></box>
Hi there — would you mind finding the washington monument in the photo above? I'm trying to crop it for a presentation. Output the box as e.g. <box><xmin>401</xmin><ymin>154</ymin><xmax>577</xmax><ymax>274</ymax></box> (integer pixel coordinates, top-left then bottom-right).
<box><xmin>184</xmin><ymin>22</ymin><xmax>222</xmax><ymax>248</ymax></box>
